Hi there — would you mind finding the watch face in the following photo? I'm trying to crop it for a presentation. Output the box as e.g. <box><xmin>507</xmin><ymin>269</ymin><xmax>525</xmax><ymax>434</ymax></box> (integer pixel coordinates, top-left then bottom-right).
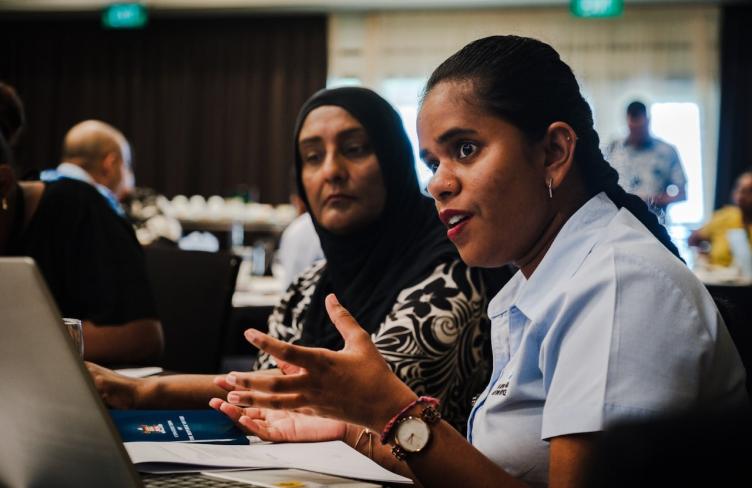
<box><xmin>394</xmin><ymin>417</ymin><xmax>431</xmax><ymax>453</ymax></box>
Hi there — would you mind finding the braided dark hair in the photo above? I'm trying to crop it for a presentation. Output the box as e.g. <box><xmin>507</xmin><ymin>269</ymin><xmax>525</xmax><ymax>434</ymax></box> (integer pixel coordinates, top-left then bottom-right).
<box><xmin>424</xmin><ymin>35</ymin><xmax>681</xmax><ymax>259</ymax></box>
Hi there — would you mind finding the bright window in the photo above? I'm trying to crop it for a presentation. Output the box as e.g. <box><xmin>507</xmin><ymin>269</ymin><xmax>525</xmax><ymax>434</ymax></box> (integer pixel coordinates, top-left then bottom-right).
<box><xmin>650</xmin><ymin>102</ymin><xmax>704</xmax><ymax>225</ymax></box>
<box><xmin>381</xmin><ymin>78</ymin><xmax>430</xmax><ymax>193</ymax></box>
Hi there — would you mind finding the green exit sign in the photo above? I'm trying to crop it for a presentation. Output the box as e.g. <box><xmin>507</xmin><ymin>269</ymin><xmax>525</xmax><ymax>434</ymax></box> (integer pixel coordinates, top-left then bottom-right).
<box><xmin>571</xmin><ymin>0</ymin><xmax>624</xmax><ymax>18</ymax></box>
<box><xmin>102</xmin><ymin>3</ymin><xmax>148</xmax><ymax>29</ymax></box>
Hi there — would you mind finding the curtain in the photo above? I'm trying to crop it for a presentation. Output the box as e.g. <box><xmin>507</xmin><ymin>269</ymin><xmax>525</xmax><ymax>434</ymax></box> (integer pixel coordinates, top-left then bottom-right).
<box><xmin>714</xmin><ymin>4</ymin><xmax>752</xmax><ymax>209</ymax></box>
<box><xmin>0</xmin><ymin>14</ymin><xmax>327</xmax><ymax>203</ymax></box>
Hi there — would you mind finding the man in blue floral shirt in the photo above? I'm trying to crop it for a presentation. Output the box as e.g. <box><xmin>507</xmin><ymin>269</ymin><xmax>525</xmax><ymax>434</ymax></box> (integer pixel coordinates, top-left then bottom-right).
<box><xmin>606</xmin><ymin>101</ymin><xmax>687</xmax><ymax>218</ymax></box>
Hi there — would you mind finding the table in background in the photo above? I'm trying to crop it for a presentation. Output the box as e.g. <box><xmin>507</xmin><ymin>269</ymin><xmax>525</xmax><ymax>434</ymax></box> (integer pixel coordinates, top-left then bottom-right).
<box><xmin>222</xmin><ymin>275</ymin><xmax>285</xmax><ymax>372</ymax></box>
<box><xmin>695</xmin><ymin>267</ymin><xmax>752</xmax><ymax>397</ymax></box>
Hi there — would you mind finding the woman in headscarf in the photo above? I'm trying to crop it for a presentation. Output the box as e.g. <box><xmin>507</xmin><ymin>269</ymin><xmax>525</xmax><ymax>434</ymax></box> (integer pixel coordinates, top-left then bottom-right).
<box><xmin>90</xmin><ymin>87</ymin><xmax>503</xmax><ymax>430</ymax></box>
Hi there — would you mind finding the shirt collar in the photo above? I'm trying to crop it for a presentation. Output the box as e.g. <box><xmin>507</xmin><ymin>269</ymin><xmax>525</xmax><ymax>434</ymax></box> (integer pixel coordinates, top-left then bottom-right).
<box><xmin>494</xmin><ymin>192</ymin><xmax>618</xmax><ymax>323</ymax></box>
<box><xmin>40</xmin><ymin>162</ymin><xmax>126</xmax><ymax>218</ymax></box>
<box><xmin>54</xmin><ymin>162</ymin><xmax>97</xmax><ymax>185</ymax></box>
<box><xmin>624</xmin><ymin>136</ymin><xmax>656</xmax><ymax>150</ymax></box>
<box><xmin>487</xmin><ymin>270</ymin><xmax>524</xmax><ymax>320</ymax></box>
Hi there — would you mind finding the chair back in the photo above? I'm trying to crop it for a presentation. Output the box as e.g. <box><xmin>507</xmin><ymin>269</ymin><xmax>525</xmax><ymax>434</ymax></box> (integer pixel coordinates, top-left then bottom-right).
<box><xmin>145</xmin><ymin>247</ymin><xmax>240</xmax><ymax>373</ymax></box>
<box><xmin>708</xmin><ymin>284</ymin><xmax>752</xmax><ymax>398</ymax></box>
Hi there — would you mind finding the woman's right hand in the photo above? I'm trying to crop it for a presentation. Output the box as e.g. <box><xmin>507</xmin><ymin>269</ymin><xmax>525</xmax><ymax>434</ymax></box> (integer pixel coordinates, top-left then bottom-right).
<box><xmin>221</xmin><ymin>294</ymin><xmax>418</xmax><ymax>432</ymax></box>
<box><xmin>208</xmin><ymin>398</ymin><xmax>348</xmax><ymax>443</ymax></box>
<box><xmin>86</xmin><ymin>361</ymin><xmax>144</xmax><ymax>409</ymax></box>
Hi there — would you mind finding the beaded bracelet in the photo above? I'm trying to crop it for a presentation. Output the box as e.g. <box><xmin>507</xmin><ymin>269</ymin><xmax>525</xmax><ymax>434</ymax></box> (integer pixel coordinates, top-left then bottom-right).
<box><xmin>380</xmin><ymin>396</ymin><xmax>440</xmax><ymax>445</ymax></box>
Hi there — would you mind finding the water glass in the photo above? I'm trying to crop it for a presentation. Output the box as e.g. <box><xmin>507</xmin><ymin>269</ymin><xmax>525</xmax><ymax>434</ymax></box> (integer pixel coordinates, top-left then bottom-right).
<box><xmin>63</xmin><ymin>318</ymin><xmax>84</xmax><ymax>359</ymax></box>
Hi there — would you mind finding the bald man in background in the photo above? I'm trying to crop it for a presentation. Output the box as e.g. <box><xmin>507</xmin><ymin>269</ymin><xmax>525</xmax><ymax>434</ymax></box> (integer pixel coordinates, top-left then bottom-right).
<box><xmin>43</xmin><ymin>120</ymin><xmax>132</xmax><ymax>212</ymax></box>
<box><xmin>17</xmin><ymin>119</ymin><xmax>164</xmax><ymax>365</ymax></box>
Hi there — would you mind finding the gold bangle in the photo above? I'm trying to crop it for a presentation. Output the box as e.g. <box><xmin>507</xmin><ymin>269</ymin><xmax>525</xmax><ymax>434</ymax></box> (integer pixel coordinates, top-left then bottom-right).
<box><xmin>354</xmin><ymin>427</ymin><xmax>374</xmax><ymax>459</ymax></box>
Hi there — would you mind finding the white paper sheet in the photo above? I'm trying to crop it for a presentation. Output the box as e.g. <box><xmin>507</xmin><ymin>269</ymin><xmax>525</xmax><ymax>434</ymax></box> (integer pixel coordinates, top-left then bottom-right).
<box><xmin>204</xmin><ymin>468</ymin><xmax>383</xmax><ymax>487</ymax></box>
<box><xmin>124</xmin><ymin>440</ymin><xmax>411</xmax><ymax>484</ymax></box>
<box><xmin>115</xmin><ymin>366</ymin><xmax>164</xmax><ymax>378</ymax></box>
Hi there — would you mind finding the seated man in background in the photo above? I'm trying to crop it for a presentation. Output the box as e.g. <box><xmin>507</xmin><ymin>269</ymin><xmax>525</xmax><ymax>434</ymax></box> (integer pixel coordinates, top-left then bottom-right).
<box><xmin>41</xmin><ymin>120</ymin><xmax>132</xmax><ymax>216</ymax></box>
<box><xmin>0</xmin><ymin>87</ymin><xmax>163</xmax><ymax>365</ymax></box>
<box><xmin>689</xmin><ymin>170</ymin><xmax>752</xmax><ymax>267</ymax></box>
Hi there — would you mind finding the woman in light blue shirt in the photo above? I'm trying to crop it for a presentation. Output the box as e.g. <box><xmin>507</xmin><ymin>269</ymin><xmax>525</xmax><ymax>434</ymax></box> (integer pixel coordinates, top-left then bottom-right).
<box><xmin>212</xmin><ymin>36</ymin><xmax>747</xmax><ymax>487</ymax></box>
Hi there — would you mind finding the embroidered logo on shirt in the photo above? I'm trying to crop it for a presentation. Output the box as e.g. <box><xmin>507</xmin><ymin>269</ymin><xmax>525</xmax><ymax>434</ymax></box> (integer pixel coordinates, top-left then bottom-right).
<box><xmin>491</xmin><ymin>380</ymin><xmax>510</xmax><ymax>396</ymax></box>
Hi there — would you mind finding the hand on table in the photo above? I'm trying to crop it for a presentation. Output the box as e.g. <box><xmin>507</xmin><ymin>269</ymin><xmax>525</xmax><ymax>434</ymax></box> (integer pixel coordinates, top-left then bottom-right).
<box><xmin>220</xmin><ymin>294</ymin><xmax>417</xmax><ymax>432</ymax></box>
<box><xmin>86</xmin><ymin>361</ymin><xmax>141</xmax><ymax>409</ymax></box>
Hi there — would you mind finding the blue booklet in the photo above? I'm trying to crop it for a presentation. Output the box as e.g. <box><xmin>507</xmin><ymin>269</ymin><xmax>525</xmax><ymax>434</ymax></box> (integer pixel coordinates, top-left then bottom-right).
<box><xmin>110</xmin><ymin>410</ymin><xmax>250</xmax><ymax>445</ymax></box>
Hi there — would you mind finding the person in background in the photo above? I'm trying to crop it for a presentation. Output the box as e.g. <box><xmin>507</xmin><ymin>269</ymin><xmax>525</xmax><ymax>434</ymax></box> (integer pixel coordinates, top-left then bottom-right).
<box><xmin>40</xmin><ymin>120</ymin><xmax>132</xmax><ymax>217</ymax></box>
<box><xmin>605</xmin><ymin>101</ymin><xmax>687</xmax><ymax>217</ymax></box>
<box><xmin>689</xmin><ymin>169</ymin><xmax>752</xmax><ymax>267</ymax></box>
<box><xmin>0</xmin><ymin>83</ymin><xmax>163</xmax><ymax>365</ymax></box>
<box><xmin>212</xmin><ymin>36</ymin><xmax>746</xmax><ymax>488</ymax></box>
<box><xmin>117</xmin><ymin>162</ymin><xmax>136</xmax><ymax>203</ymax></box>
<box><xmin>89</xmin><ymin>87</ymin><xmax>504</xmax><ymax>432</ymax></box>
<box><xmin>275</xmin><ymin>191</ymin><xmax>324</xmax><ymax>287</ymax></box>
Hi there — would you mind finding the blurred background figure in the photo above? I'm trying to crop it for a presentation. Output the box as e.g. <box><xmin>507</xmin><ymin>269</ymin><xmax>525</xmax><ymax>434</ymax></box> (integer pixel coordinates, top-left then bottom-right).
<box><xmin>41</xmin><ymin>120</ymin><xmax>132</xmax><ymax>217</ymax></box>
<box><xmin>605</xmin><ymin>101</ymin><xmax>687</xmax><ymax>219</ymax></box>
<box><xmin>0</xmin><ymin>83</ymin><xmax>163</xmax><ymax>365</ymax></box>
<box><xmin>274</xmin><ymin>192</ymin><xmax>323</xmax><ymax>288</ymax></box>
<box><xmin>689</xmin><ymin>169</ymin><xmax>752</xmax><ymax>267</ymax></box>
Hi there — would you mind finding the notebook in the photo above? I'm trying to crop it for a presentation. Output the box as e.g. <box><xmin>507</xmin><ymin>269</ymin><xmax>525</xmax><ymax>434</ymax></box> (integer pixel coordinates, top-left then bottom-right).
<box><xmin>111</xmin><ymin>410</ymin><xmax>250</xmax><ymax>445</ymax></box>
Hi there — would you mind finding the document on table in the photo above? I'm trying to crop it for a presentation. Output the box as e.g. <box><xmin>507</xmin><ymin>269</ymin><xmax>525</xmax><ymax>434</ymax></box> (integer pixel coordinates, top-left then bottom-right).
<box><xmin>204</xmin><ymin>468</ymin><xmax>383</xmax><ymax>488</ymax></box>
<box><xmin>124</xmin><ymin>440</ymin><xmax>411</xmax><ymax>484</ymax></box>
<box><xmin>115</xmin><ymin>366</ymin><xmax>164</xmax><ymax>378</ymax></box>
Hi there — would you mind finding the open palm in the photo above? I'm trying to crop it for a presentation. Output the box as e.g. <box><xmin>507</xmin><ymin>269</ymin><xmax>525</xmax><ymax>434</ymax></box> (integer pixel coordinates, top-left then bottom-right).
<box><xmin>209</xmin><ymin>398</ymin><xmax>347</xmax><ymax>443</ymax></box>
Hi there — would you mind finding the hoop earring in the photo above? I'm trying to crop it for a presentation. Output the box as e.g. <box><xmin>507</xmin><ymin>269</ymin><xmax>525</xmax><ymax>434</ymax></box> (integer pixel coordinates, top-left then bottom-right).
<box><xmin>547</xmin><ymin>178</ymin><xmax>553</xmax><ymax>199</ymax></box>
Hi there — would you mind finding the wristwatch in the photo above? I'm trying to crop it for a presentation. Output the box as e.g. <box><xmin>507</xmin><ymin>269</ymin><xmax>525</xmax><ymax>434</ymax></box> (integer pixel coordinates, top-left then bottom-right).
<box><xmin>390</xmin><ymin>405</ymin><xmax>441</xmax><ymax>460</ymax></box>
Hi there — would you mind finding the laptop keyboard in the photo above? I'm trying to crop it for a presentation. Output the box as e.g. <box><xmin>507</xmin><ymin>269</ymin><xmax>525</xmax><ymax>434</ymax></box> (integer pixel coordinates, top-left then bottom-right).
<box><xmin>142</xmin><ymin>473</ymin><xmax>263</xmax><ymax>487</ymax></box>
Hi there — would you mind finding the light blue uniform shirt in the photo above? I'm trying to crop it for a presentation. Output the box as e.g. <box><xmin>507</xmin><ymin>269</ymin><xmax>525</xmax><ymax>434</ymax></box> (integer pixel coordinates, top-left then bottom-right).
<box><xmin>468</xmin><ymin>193</ymin><xmax>747</xmax><ymax>487</ymax></box>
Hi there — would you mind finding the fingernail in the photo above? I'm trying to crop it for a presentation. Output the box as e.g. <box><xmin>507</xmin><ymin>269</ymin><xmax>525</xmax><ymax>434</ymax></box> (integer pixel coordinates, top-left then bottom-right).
<box><xmin>245</xmin><ymin>329</ymin><xmax>259</xmax><ymax>344</ymax></box>
<box><xmin>226</xmin><ymin>374</ymin><xmax>237</xmax><ymax>385</ymax></box>
<box><xmin>227</xmin><ymin>392</ymin><xmax>239</xmax><ymax>403</ymax></box>
<box><xmin>239</xmin><ymin>415</ymin><xmax>249</xmax><ymax>424</ymax></box>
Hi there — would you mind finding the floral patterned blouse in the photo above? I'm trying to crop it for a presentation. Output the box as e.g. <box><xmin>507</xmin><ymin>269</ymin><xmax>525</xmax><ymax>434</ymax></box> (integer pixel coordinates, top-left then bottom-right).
<box><xmin>255</xmin><ymin>258</ymin><xmax>491</xmax><ymax>431</ymax></box>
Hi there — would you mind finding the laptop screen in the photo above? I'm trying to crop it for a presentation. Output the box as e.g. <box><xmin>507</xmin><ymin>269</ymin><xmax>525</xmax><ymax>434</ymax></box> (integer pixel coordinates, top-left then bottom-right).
<box><xmin>0</xmin><ymin>257</ymin><xmax>142</xmax><ymax>488</ymax></box>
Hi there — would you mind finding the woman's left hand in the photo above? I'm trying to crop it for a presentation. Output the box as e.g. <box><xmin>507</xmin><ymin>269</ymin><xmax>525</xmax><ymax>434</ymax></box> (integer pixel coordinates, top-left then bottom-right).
<box><xmin>223</xmin><ymin>293</ymin><xmax>417</xmax><ymax>432</ymax></box>
<box><xmin>209</xmin><ymin>398</ymin><xmax>348</xmax><ymax>443</ymax></box>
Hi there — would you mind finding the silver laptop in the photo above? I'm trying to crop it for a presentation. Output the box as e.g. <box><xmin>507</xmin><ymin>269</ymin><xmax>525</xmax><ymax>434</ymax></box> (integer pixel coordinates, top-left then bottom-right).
<box><xmin>0</xmin><ymin>258</ymin><xmax>254</xmax><ymax>488</ymax></box>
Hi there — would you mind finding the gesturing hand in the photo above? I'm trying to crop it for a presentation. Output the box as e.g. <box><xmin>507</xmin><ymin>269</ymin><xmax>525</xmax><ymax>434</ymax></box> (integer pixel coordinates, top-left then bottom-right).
<box><xmin>209</xmin><ymin>398</ymin><xmax>347</xmax><ymax>443</ymax></box>
<box><xmin>224</xmin><ymin>294</ymin><xmax>417</xmax><ymax>432</ymax></box>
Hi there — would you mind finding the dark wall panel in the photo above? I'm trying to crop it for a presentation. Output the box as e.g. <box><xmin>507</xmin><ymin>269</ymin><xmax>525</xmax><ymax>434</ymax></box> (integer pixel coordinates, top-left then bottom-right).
<box><xmin>715</xmin><ymin>4</ymin><xmax>752</xmax><ymax>208</ymax></box>
<box><xmin>0</xmin><ymin>14</ymin><xmax>327</xmax><ymax>203</ymax></box>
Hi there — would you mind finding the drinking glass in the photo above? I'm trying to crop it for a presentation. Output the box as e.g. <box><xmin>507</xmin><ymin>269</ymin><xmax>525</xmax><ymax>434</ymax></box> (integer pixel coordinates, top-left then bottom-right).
<box><xmin>63</xmin><ymin>318</ymin><xmax>84</xmax><ymax>359</ymax></box>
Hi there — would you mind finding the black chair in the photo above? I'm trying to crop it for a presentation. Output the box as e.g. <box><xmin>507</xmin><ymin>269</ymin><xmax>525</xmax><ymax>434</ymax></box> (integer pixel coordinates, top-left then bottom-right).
<box><xmin>144</xmin><ymin>247</ymin><xmax>240</xmax><ymax>374</ymax></box>
<box><xmin>708</xmin><ymin>284</ymin><xmax>752</xmax><ymax>398</ymax></box>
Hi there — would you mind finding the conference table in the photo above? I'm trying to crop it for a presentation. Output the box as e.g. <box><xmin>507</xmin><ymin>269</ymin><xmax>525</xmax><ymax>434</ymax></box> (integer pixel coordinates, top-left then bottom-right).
<box><xmin>693</xmin><ymin>265</ymin><xmax>752</xmax><ymax>397</ymax></box>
